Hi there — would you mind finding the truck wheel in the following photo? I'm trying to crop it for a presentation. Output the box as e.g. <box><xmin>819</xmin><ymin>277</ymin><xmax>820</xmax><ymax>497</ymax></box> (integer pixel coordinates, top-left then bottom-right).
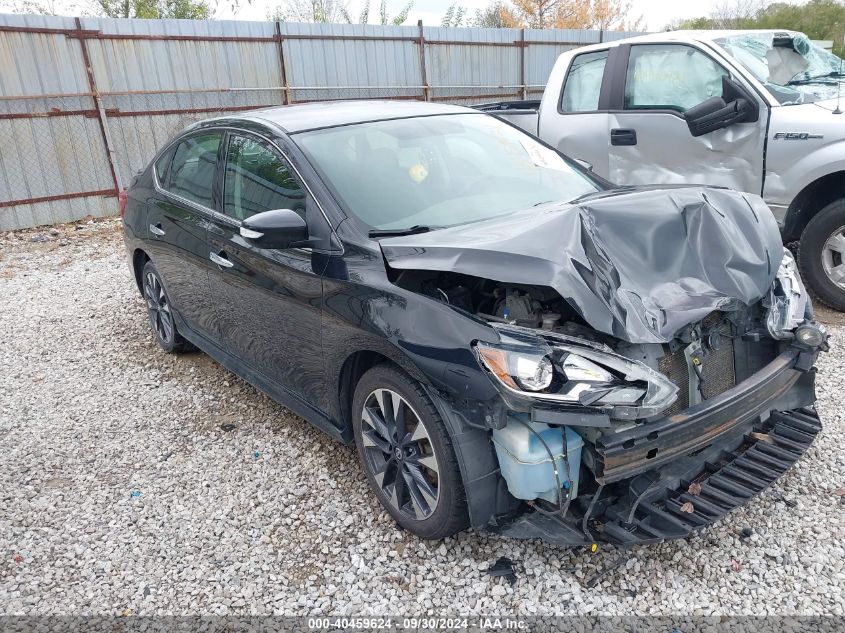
<box><xmin>798</xmin><ymin>198</ymin><xmax>845</xmax><ymax>312</ymax></box>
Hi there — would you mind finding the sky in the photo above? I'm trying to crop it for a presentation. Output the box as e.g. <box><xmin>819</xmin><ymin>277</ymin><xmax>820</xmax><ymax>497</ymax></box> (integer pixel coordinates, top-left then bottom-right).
<box><xmin>215</xmin><ymin>0</ymin><xmax>727</xmax><ymax>31</ymax></box>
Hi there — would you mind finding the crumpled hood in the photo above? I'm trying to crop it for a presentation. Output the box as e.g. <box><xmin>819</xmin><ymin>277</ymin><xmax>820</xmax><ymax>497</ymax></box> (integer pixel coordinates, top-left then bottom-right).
<box><xmin>379</xmin><ymin>186</ymin><xmax>783</xmax><ymax>344</ymax></box>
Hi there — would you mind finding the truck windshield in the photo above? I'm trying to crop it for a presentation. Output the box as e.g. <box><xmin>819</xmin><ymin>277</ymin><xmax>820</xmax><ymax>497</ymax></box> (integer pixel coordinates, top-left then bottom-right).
<box><xmin>716</xmin><ymin>32</ymin><xmax>844</xmax><ymax>105</ymax></box>
<box><xmin>294</xmin><ymin>113</ymin><xmax>601</xmax><ymax>232</ymax></box>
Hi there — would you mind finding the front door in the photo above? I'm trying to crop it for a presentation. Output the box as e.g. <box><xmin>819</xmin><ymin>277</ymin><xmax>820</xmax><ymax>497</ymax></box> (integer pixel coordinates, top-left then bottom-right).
<box><xmin>146</xmin><ymin>130</ymin><xmax>222</xmax><ymax>342</ymax></box>
<box><xmin>205</xmin><ymin>131</ymin><xmax>327</xmax><ymax>403</ymax></box>
<box><xmin>606</xmin><ymin>43</ymin><xmax>768</xmax><ymax>195</ymax></box>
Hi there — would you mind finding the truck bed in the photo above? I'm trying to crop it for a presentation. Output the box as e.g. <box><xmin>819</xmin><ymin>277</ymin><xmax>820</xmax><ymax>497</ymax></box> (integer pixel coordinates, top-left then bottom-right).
<box><xmin>472</xmin><ymin>101</ymin><xmax>540</xmax><ymax>136</ymax></box>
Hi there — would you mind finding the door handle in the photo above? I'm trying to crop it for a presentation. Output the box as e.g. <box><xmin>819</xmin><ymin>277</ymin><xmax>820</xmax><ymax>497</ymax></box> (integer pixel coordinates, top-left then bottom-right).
<box><xmin>209</xmin><ymin>251</ymin><xmax>234</xmax><ymax>269</ymax></box>
<box><xmin>610</xmin><ymin>128</ymin><xmax>637</xmax><ymax>146</ymax></box>
<box><xmin>149</xmin><ymin>223</ymin><xmax>166</xmax><ymax>237</ymax></box>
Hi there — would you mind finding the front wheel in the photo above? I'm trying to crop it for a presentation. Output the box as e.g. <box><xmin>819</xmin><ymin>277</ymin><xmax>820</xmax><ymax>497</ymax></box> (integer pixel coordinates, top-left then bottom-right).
<box><xmin>352</xmin><ymin>364</ymin><xmax>469</xmax><ymax>539</ymax></box>
<box><xmin>798</xmin><ymin>198</ymin><xmax>845</xmax><ymax>311</ymax></box>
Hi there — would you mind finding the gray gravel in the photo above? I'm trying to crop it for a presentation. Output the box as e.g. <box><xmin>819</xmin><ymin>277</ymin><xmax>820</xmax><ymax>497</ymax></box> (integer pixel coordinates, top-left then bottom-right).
<box><xmin>1</xmin><ymin>218</ymin><xmax>843</xmax><ymax>617</ymax></box>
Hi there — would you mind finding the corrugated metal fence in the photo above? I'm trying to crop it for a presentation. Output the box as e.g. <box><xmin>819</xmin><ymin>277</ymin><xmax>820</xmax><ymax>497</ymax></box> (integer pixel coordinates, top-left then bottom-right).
<box><xmin>0</xmin><ymin>14</ymin><xmax>644</xmax><ymax>230</ymax></box>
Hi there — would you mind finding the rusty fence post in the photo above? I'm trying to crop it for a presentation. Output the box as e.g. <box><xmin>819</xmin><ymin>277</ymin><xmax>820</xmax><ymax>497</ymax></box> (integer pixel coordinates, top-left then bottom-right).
<box><xmin>519</xmin><ymin>28</ymin><xmax>527</xmax><ymax>100</ymax></box>
<box><xmin>75</xmin><ymin>17</ymin><xmax>122</xmax><ymax>194</ymax></box>
<box><xmin>275</xmin><ymin>22</ymin><xmax>292</xmax><ymax>105</ymax></box>
<box><xmin>417</xmin><ymin>20</ymin><xmax>430</xmax><ymax>102</ymax></box>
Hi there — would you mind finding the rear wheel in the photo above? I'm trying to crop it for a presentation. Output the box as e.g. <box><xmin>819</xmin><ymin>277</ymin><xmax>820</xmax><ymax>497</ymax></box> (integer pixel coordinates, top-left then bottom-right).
<box><xmin>798</xmin><ymin>198</ymin><xmax>845</xmax><ymax>311</ymax></box>
<box><xmin>141</xmin><ymin>261</ymin><xmax>193</xmax><ymax>353</ymax></box>
<box><xmin>352</xmin><ymin>364</ymin><xmax>469</xmax><ymax>539</ymax></box>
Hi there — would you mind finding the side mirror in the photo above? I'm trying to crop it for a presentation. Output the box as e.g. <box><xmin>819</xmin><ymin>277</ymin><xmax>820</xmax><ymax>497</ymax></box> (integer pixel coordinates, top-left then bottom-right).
<box><xmin>240</xmin><ymin>208</ymin><xmax>308</xmax><ymax>249</ymax></box>
<box><xmin>574</xmin><ymin>158</ymin><xmax>594</xmax><ymax>172</ymax></box>
<box><xmin>684</xmin><ymin>76</ymin><xmax>759</xmax><ymax>137</ymax></box>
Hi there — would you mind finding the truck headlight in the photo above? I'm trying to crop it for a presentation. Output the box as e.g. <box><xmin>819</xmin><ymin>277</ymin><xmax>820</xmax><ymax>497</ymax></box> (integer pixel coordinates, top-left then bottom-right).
<box><xmin>475</xmin><ymin>326</ymin><xmax>678</xmax><ymax>419</ymax></box>
<box><xmin>766</xmin><ymin>249</ymin><xmax>810</xmax><ymax>339</ymax></box>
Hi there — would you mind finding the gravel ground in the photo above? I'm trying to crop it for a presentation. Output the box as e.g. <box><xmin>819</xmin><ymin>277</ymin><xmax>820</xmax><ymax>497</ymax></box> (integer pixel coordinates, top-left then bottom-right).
<box><xmin>1</xmin><ymin>217</ymin><xmax>843</xmax><ymax>617</ymax></box>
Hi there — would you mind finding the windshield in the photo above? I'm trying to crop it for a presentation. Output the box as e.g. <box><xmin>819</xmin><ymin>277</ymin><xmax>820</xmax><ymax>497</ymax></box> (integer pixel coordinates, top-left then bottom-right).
<box><xmin>294</xmin><ymin>113</ymin><xmax>601</xmax><ymax>231</ymax></box>
<box><xmin>716</xmin><ymin>32</ymin><xmax>844</xmax><ymax>105</ymax></box>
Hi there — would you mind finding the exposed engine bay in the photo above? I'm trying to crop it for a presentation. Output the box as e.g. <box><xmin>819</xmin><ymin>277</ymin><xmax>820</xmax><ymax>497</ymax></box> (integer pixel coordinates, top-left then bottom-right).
<box><xmin>393</xmin><ymin>266</ymin><xmax>795</xmax><ymax>423</ymax></box>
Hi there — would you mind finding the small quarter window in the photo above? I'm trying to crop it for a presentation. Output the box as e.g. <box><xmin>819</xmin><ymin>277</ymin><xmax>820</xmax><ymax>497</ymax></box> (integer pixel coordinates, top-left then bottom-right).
<box><xmin>154</xmin><ymin>148</ymin><xmax>173</xmax><ymax>188</ymax></box>
<box><xmin>166</xmin><ymin>132</ymin><xmax>221</xmax><ymax>209</ymax></box>
<box><xmin>560</xmin><ymin>50</ymin><xmax>609</xmax><ymax>113</ymax></box>
<box><xmin>223</xmin><ymin>134</ymin><xmax>305</xmax><ymax>222</ymax></box>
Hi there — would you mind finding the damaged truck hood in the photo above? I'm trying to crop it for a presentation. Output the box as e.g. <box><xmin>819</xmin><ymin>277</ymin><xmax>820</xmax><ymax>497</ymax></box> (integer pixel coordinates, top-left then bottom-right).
<box><xmin>379</xmin><ymin>186</ymin><xmax>783</xmax><ymax>344</ymax></box>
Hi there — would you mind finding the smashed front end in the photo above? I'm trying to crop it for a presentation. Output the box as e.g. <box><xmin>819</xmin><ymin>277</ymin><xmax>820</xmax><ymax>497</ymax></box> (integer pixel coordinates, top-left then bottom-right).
<box><xmin>474</xmin><ymin>264</ymin><xmax>825</xmax><ymax>546</ymax></box>
<box><xmin>382</xmin><ymin>186</ymin><xmax>828</xmax><ymax>546</ymax></box>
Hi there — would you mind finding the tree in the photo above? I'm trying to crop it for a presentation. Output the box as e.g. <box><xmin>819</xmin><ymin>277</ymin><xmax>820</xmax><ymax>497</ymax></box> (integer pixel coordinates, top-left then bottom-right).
<box><xmin>589</xmin><ymin>0</ymin><xmax>642</xmax><ymax>31</ymax></box>
<box><xmin>709</xmin><ymin>0</ymin><xmax>766</xmax><ymax>28</ymax></box>
<box><xmin>511</xmin><ymin>0</ymin><xmax>560</xmax><ymax>28</ymax></box>
<box><xmin>2</xmin><ymin>0</ymin><xmax>79</xmax><ymax>14</ymax></box>
<box><xmin>268</xmin><ymin>0</ymin><xmax>348</xmax><ymax>22</ymax></box>
<box><xmin>340</xmin><ymin>0</ymin><xmax>413</xmax><ymax>24</ymax></box>
<box><xmin>473</xmin><ymin>0</ymin><xmax>522</xmax><ymax>28</ymax></box>
<box><xmin>93</xmin><ymin>0</ymin><xmax>212</xmax><ymax>18</ymax></box>
<box><xmin>441</xmin><ymin>2</ymin><xmax>467</xmax><ymax>27</ymax></box>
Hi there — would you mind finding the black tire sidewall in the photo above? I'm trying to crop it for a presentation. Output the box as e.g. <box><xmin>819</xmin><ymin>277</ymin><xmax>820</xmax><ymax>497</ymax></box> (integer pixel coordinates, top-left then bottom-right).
<box><xmin>351</xmin><ymin>364</ymin><xmax>468</xmax><ymax>539</ymax></box>
<box><xmin>798</xmin><ymin>198</ymin><xmax>845</xmax><ymax>312</ymax></box>
<box><xmin>141</xmin><ymin>260</ymin><xmax>180</xmax><ymax>353</ymax></box>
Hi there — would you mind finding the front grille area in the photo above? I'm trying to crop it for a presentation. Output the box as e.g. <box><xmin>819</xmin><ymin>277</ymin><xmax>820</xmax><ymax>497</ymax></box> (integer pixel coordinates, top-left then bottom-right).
<box><xmin>658</xmin><ymin>316</ymin><xmax>736</xmax><ymax>416</ymax></box>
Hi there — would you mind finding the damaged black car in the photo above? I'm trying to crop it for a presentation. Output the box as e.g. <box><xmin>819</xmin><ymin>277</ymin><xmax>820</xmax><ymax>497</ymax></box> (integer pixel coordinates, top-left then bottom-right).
<box><xmin>122</xmin><ymin>101</ymin><xmax>828</xmax><ymax>546</ymax></box>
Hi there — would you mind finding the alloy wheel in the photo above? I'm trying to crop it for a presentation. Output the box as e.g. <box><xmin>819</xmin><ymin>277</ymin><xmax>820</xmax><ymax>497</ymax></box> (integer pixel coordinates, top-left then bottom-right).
<box><xmin>144</xmin><ymin>272</ymin><xmax>174</xmax><ymax>345</ymax></box>
<box><xmin>360</xmin><ymin>388</ymin><xmax>440</xmax><ymax>521</ymax></box>
<box><xmin>822</xmin><ymin>225</ymin><xmax>845</xmax><ymax>291</ymax></box>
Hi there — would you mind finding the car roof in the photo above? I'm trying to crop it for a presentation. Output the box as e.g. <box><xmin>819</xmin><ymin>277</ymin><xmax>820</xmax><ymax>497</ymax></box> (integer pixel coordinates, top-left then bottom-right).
<box><xmin>570</xmin><ymin>29</ymin><xmax>805</xmax><ymax>54</ymax></box>
<box><xmin>624</xmin><ymin>29</ymin><xmax>803</xmax><ymax>44</ymax></box>
<box><xmin>227</xmin><ymin>100</ymin><xmax>475</xmax><ymax>134</ymax></box>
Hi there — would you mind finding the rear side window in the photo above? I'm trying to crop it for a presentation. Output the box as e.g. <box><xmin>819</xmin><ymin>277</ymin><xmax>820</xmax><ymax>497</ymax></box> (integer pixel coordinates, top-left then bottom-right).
<box><xmin>624</xmin><ymin>44</ymin><xmax>729</xmax><ymax>112</ymax></box>
<box><xmin>560</xmin><ymin>50</ymin><xmax>609</xmax><ymax>112</ymax></box>
<box><xmin>165</xmin><ymin>132</ymin><xmax>222</xmax><ymax>209</ymax></box>
<box><xmin>223</xmin><ymin>134</ymin><xmax>305</xmax><ymax>222</ymax></box>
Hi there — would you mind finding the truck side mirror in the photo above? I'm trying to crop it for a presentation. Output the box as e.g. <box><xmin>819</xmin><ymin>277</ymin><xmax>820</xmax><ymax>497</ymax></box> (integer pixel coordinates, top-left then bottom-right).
<box><xmin>684</xmin><ymin>76</ymin><xmax>759</xmax><ymax>137</ymax></box>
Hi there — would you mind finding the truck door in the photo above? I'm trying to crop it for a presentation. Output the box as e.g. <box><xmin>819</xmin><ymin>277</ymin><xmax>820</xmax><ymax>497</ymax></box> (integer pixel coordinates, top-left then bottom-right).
<box><xmin>606</xmin><ymin>43</ymin><xmax>767</xmax><ymax>195</ymax></box>
<box><xmin>539</xmin><ymin>48</ymin><xmax>612</xmax><ymax>177</ymax></box>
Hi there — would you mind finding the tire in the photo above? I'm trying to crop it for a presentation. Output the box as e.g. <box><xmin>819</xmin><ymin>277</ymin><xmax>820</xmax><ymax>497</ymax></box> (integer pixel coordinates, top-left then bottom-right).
<box><xmin>141</xmin><ymin>261</ymin><xmax>194</xmax><ymax>353</ymax></box>
<box><xmin>351</xmin><ymin>364</ymin><xmax>469</xmax><ymax>539</ymax></box>
<box><xmin>798</xmin><ymin>198</ymin><xmax>845</xmax><ymax>311</ymax></box>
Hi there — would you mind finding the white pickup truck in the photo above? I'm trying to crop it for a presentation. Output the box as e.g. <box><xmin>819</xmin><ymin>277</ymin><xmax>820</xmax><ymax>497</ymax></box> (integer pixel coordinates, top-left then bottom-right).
<box><xmin>476</xmin><ymin>30</ymin><xmax>845</xmax><ymax>310</ymax></box>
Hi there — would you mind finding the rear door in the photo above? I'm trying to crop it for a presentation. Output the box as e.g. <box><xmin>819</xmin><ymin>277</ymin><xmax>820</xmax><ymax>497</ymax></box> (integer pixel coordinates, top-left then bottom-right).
<box><xmin>540</xmin><ymin>47</ymin><xmax>613</xmax><ymax>176</ymax></box>
<box><xmin>606</xmin><ymin>42</ymin><xmax>767</xmax><ymax>194</ymax></box>
<box><xmin>205</xmin><ymin>130</ymin><xmax>328</xmax><ymax>403</ymax></box>
<box><xmin>146</xmin><ymin>130</ymin><xmax>222</xmax><ymax>342</ymax></box>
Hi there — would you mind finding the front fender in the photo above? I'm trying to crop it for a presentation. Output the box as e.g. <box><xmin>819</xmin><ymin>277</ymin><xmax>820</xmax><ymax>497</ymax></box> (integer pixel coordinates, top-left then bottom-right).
<box><xmin>767</xmin><ymin>151</ymin><xmax>845</xmax><ymax>209</ymax></box>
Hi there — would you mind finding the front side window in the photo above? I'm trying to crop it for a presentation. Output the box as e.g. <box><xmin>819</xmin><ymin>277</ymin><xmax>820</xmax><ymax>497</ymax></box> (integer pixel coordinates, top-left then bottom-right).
<box><xmin>294</xmin><ymin>113</ymin><xmax>601</xmax><ymax>231</ymax></box>
<box><xmin>165</xmin><ymin>132</ymin><xmax>221</xmax><ymax>209</ymax></box>
<box><xmin>560</xmin><ymin>50</ymin><xmax>609</xmax><ymax>112</ymax></box>
<box><xmin>716</xmin><ymin>32</ymin><xmax>844</xmax><ymax>105</ymax></box>
<box><xmin>624</xmin><ymin>45</ymin><xmax>729</xmax><ymax>112</ymax></box>
<box><xmin>223</xmin><ymin>134</ymin><xmax>305</xmax><ymax>221</ymax></box>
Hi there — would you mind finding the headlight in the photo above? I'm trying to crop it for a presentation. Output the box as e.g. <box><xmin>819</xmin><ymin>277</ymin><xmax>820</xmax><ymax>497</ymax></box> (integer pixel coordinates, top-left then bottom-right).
<box><xmin>476</xmin><ymin>345</ymin><xmax>553</xmax><ymax>391</ymax></box>
<box><xmin>475</xmin><ymin>326</ymin><xmax>678</xmax><ymax>420</ymax></box>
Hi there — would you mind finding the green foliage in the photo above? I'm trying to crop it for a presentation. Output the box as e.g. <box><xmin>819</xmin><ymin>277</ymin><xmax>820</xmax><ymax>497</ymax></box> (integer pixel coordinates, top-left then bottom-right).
<box><xmin>339</xmin><ymin>0</ymin><xmax>412</xmax><ymax>24</ymax></box>
<box><xmin>93</xmin><ymin>0</ymin><xmax>211</xmax><ymax>18</ymax></box>
<box><xmin>441</xmin><ymin>1</ymin><xmax>466</xmax><ymax>26</ymax></box>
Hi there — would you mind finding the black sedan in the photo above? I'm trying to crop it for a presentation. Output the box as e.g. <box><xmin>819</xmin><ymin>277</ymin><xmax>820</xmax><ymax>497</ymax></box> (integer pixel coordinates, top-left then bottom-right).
<box><xmin>123</xmin><ymin>101</ymin><xmax>827</xmax><ymax>546</ymax></box>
